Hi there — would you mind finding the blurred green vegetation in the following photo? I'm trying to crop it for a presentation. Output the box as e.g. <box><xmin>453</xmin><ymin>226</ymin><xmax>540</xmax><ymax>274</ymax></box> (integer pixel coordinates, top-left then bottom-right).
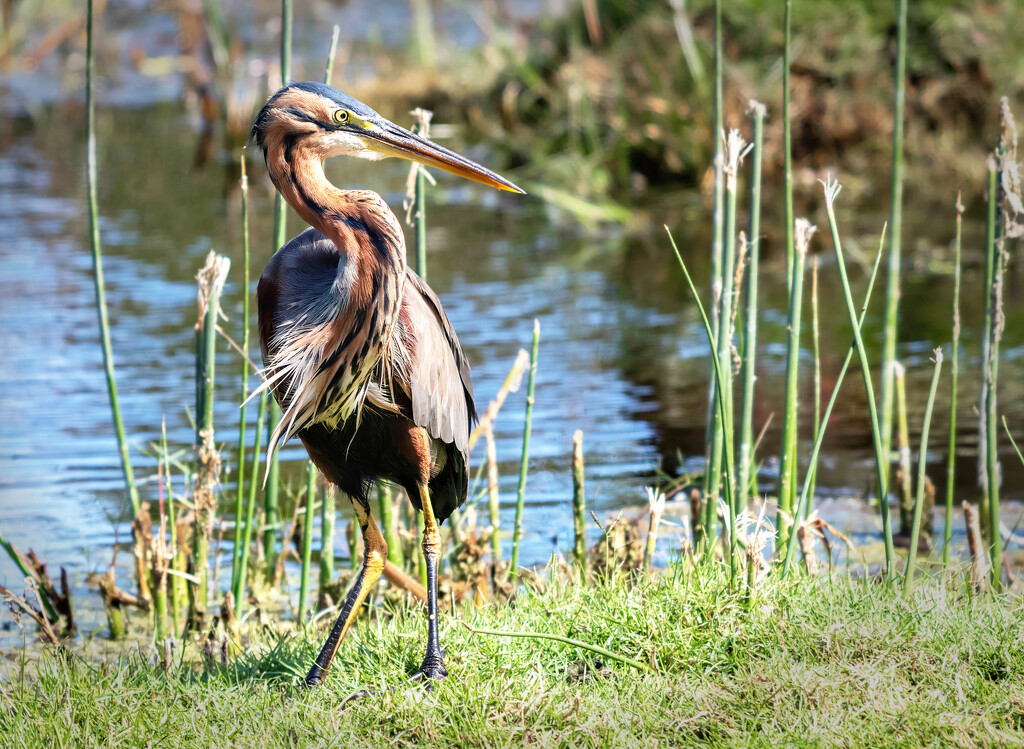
<box><xmin>440</xmin><ymin>0</ymin><xmax>1023</xmax><ymax>206</ymax></box>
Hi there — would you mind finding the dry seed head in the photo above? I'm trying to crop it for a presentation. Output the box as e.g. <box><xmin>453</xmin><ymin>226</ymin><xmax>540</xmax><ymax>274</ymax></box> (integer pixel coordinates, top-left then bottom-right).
<box><xmin>820</xmin><ymin>175</ymin><xmax>842</xmax><ymax>208</ymax></box>
<box><xmin>931</xmin><ymin>347</ymin><xmax>944</xmax><ymax>365</ymax></box>
<box><xmin>722</xmin><ymin>129</ymin><xmax>752</xmax><ymax>193</ymax></box>
<box><xmin>747</xmin><ymin>99</ymin><xmax>767</xmax><ymax>118</ymax></box>
<box><xmin>794</xmin><ymin>218</ymin><xmax>816</xmax><ymax>258</ymax></box>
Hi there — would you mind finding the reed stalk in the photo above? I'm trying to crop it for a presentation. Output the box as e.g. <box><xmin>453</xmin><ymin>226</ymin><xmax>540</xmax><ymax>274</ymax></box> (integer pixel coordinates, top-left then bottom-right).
<box><xmin>701</xmin><ymin>0</ymin><xmax>725</xmax><ymax>529</ymax></box>
<box><xmin>878</xmin><ymin>0</ymin><xmax>909</xmax><ymax>494</ymax></box>
<box><xmin>782</xmin><ymin>229</ymin><xmax>886</xmax><ymax>578</ymax></box>
<box><xmin>410</xmin><ymin>110</ymin><xmax>432</xmax><ymax>281</ymax></box>
<box><xmin>234</xmin><ymin>390</ymin><xmax>267</xmax><ymax>618</ymax></box>
<box><xmin>264</xmin><ymin>0</ymin><xmax>293</xmax><ymax>578</ymax></box>
<box><xmin>894</xmin><ymin>362</ymin><xmax>913</xmax><ymax>536</ymax></box>
<box><xmin>485</xmin><ymin>425</ymin><xmax>502</xmax><ymax>564</ymax></box>
<box><xmin>297</xmin><ymin>462</ymin><xmax>316</xmax><ymax>626</ymax></box>
<box><xmin>904</xmin><ymin>349</ymin><xmax>943</xmax><ymax>597</ymax></box>
<box><xmin>86</xmin><ymin>0</ymin><xmax>140</xmax><ymax>519</ymax></box>
<box><xmin>943</xmin><ymin>195</ymin><xmax>964</xmax><ymax>569</ymax></box>
<box><xmin>509</xmin><ymin>319</ymin><xmax>540</xmax><ymax>575</ymax></box>
<box><xmin>982</xmin><ymin>158</ymin><xmax>1004</xmax><ymax>588</ymax></box>
<box><xmin>161</xmin><ymin>417</ymin><xmax>181</xmax><ymax>635</ymax></box>
<box><xmin>643</xmin><ymin>488</ymin><xmax>667</xmax><ymax>573</ymax></box>
<box><xmin>667</xmin><ymin>229</ymin><xmax>735</xmax><ymax>570</ymax></box>
<box><xmin>410</xmin><ymin>0</ymin><xmax>436</xmax><ymax>68</ymax></box>
<box><xmin>468</xmin><ymin>349</ymin><xmax>530</xmax><ymax>452</ymax></box>
<box><xmin>572</xmin><ymin>430</ymin><xmax>586</xmax><ymax>575</ymax></box>
<box><xmin>323</xmin><ymin>25</ymin><xmax>340</xmax><ymax>86</ymax></box>
<box><xmin>192</xmin><ymin>252</ymin><xmax>229</xmax><ymax>628</ymax></box>
<box><xmin>348</xmin><ymin>520</ymin><xmax>360</xmax><ymax>572</ymax></box>
<box><xmin>822</xmin><ymin>179</ymin><xmax>895</xmax><ymax>579</ymax></box>
<box><xmin>806</xmin><ymin>257</ymin><xmax>820</xmax><ymax>518</ymax></box>
<box><xmin>230</xmin><ymin>156</ymin><xmax>251</xmax><ymax>597</ymax></box>
<box><xmin>737</xmin><ymin>101</ymin><xmax>765</xmax><ymax>510</ymax></box>
<box><xmin>318</xmin><ymin>484</ymin><xmax>335</xmax><ymax>607</ymax></box>
<box><xmin>377</xmin><ymin>484</ymin><xmax>403</xmax><ymax>567</ymax></box>
<box><xmin>777</xmin><ymin>220</ymin><xmax>813</xmax><ymax>557</ymax></box>
<box><xmin>782</xmin><ymin>0</ymin><xmax>794</xmax><ymax>301</ymax></box>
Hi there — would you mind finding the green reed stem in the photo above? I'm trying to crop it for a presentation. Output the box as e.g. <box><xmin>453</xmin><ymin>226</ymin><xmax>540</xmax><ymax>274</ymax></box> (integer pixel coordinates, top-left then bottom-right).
<box><xmin>485</xmin><ymin>425</ymin><xmax>502</xmax><ymax>565</ymax></box>
<box><xmin>782</xmin><ymin>0</ymin><xmax>794</xmax><ymax>302</ymax></box>
<box><xmin>323</xmin><ymin>24</ymin><xmax>340</xmax><ymax>86</ymax></box>
<box><xmin>86</xmin><ymin>0</ymin><xmax>140</xmax><ymax>519</ymax></box>
<box><xmin>192</xmin><ymin>253</ymin><xmax>229</xmax><ymax>627</ymax></box>
<box><xmin>702</xmin><ymin>0</ymin><xmax>725</xmax><ymax>532</ymax></box>
<box><xmin>231</xmin><ymin>157</ymin><xmax>251</xmax><ymax>597</ymax></box>
<box><xmin>667</xmin><ymin>229</ymin><xmax>735</xmax><ymax>568</ymax></box>
<box><xmin>894</xmin><ymin>362</ymin><xmax>913</xmax><ymax>536</ymax></box>
<box><xmin>822</xmin><ymin>181</ymin><xmax>895</xmax><ymax>580</ymax></box>
<box><xmin>572</xmin><ymin>429</ymin><xmax>586</xmax><ymax>576</ymax></box>
<box><xmin>318</xmin><ymin>483</ymin><xmax>334</xmax><ymax>605</ymax></box>
<box><xmin>378</xmin><ymin>484</ymin><xmax>404</xmax><ymax>567</ymax></box>
<box><xmin>509</xmin><ymin>320</ymin><xmax>540</xmax><ymax>575</ymax></box>
<box><xmin>777</xmin><ymin>220</ymin><xmax>809</xmax><ymax>558</ymax></box>
<box><xmin>782</xmin><ymin>230</ymin><xmax>885</xmax><ymax>578</ymax></box>
<box><xmin>738</xmin><ymin>103</ymin><xmax>765</xmax><ymax>510</ymax></box>
<box><xmin>462</xmin><ymin>622</ymin><xmax>649</xmax><ymax>673</ymax></box>
<box><xmin>904</xmin><ymin>350</ymin><xmax>943</xmax><ymax>597</ymax></box>
<box><xmin>806</xmin><ymin>257</ymin><xmax>821</xmax><ymax>519</ymax></box>
<box><xmin>983</xmin><ymin>161</ymin><xmax>1003</xmax><ymax>589</ymax></box>
<box><xmin>348</xmin><ymin>519</ymin><xmax>360</xmax><ymax>573</ymax></box>
<box><xmin>265</xmin><ymin>0</ymin><xmax>293</xmax><ymax>577</ymax></box>
<box><xmin>162</xmin><ymin>417</ymin><xmax>181</xmax><ymax>635</ymax></box>
<box><xmin>943</xmin><ymin>196</ymin><xmax>963</xmax><ymax>569</ymax></box>
<box><xmin>234</xmin><ymin>389</ymin><xmax>266</xmax><ymax>619</ymax></box>
<box><xmin>878</xmin><ymin>0</ymin><xmax>909</xmax><ymax>495</ymax></box>
<box><xmin>297</xmin><ymin>462</ymin><xmax>316</xmax><ymax>626</ymax></box>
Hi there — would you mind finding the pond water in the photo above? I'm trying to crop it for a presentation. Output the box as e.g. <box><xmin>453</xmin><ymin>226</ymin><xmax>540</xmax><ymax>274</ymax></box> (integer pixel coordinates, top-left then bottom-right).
<box><xmin>1</xmin><ymin>1</ymin><xmax>1022</xmax><ymax>641</ymax></box>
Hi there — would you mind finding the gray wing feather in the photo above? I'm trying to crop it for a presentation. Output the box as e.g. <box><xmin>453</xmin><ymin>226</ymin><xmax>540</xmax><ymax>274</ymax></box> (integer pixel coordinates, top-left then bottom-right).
<box><xmin>403</xmin><ymin>269</ymin><xmax>476</xmax><ymax>452</ymax></box>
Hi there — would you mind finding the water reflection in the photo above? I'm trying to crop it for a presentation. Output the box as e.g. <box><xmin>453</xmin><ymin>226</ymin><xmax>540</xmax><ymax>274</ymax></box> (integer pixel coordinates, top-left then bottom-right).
<box><xmin>1</xmin><ymin>66</ymin><xmax>1023</xmax><ymax>638</ymax></box>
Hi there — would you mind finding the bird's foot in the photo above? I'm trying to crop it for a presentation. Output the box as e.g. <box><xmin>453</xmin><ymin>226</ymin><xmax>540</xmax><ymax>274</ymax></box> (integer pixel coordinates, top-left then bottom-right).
<box><xmin>408</xmin><ymin>649</ymin><xmax>448</xmax><ymax>688</ymax></box>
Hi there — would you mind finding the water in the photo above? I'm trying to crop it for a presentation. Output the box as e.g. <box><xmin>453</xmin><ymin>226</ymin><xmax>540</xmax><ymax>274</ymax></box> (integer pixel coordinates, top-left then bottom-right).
<box><xmin>1</xmin><ymin>1</ymin><xmax>1023</xmax><ymax>640</ymax></box>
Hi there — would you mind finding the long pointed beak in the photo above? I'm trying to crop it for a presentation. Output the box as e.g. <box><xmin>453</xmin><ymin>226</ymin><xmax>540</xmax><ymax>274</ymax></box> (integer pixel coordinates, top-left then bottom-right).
<box><xmin>365</xmin><ymin>120</ymin><xmax>525</xmax><ymax>194</ymax></box>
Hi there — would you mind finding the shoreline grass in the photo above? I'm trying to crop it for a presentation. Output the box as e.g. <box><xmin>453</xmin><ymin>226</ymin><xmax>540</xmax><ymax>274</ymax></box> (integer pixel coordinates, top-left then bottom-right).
<box><xmin>3</xmin><ymin>563</ymin><xmax>1022</xmax><ymax>747</ymax></box>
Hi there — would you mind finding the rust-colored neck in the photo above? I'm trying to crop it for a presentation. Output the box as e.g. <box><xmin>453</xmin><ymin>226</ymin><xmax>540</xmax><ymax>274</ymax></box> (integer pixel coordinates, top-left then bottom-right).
<box><xmin>265</xmin><ymin>137</ymin><xmax>406</xmax><ymax>305</ymax></box>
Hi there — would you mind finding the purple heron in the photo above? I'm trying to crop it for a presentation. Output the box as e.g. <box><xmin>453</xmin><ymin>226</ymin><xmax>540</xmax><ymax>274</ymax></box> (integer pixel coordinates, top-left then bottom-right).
<box><xmin>249</xmin><ymin>82</ymin><xmax>523</xmax><ymax>688</ymax></box>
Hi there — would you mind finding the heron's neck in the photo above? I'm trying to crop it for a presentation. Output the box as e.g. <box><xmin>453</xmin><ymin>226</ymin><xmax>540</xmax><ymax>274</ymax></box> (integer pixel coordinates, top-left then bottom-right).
<box><xmin>266</xmin><ymin>140</ymin><xmax>406</xmax><ymax>304</ymax></box>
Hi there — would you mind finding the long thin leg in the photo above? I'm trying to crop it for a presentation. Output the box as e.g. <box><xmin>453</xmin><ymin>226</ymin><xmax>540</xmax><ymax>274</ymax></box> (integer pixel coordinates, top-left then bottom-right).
<box><xmin>305</xmin><ymin>496</ymin><xmax>387</xmax><ymax>688</ymax></box>
<box><xmin>412</xmin><ymin>482</ymin><xmax>447</xmax><ymax>680</ymax></box>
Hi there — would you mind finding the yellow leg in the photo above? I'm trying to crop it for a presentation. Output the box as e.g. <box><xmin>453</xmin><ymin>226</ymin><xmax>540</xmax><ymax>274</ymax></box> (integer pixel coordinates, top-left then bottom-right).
<box><xmin>413</xmin><ymin>482</ymin><xmax>447</xmax><ymax>680</ymax></box>
<box><xmin>304</xmin><ymin>497</ymin><xmax>387</xmax><ymax>687</ymax></box>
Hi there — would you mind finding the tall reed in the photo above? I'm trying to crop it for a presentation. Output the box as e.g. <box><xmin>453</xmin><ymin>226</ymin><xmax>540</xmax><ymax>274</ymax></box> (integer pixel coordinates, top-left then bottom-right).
<box><xmin>904</xmin><ymin>349</ymin><xmax>943</xmax><ymax>597</ymax></box>
<box><xmin>777</xmin><ymin>220</ymin><xmax>813</xmax><ymax>556</ymax></box>
<box><xmin>86</xmin><ymin>0</ymin><xmax>140</xmax><ymax>518</ymax></box>
<box><xmin>822</xmin><ymin>179</ymin><xmax>895</xmax><ymax>579</ymax></box>
<box><xmin>378</xmin><ymin>484</ymin><xmax>403</xmax><ymax>567</ymax></box>
<box><xmin>894</xmin><ymin>362</ymin><xmax>913</xmax><ymax>536</ymax></box>
<box><xmin>943</xmin><ymin>195</ymin><xmax>963</xmax><ymax>569</ymax></box>
<box><xmin>667</xmin><ymin>231</ymin><xmax>736</xmax><ymax>569</ymax></box>
<box><xmin>192</xmin><ymin>252</ymin><xmax>230</xmax><ymax>627</ymax></box>
<box><xmin>297</xmin><ymin>462</ymin><xmax>316</xmax><ymax>625</ymax></box>
<box><xmin>806</xmin><ymin>257</ymin><xmax>821</xmax><ymax>517</ymax></box>
<box><xmin>265</xmin><ymin>0</ymin><xmax>294</xmax><ymax>576</ymax></box>
<box><xmin>486</xmin><ymin>425</ymin><xmax>502</xmax><ymax>565</ymax></box>
<box><xmin>782</xmin><ymin>0</ymin><xmax>794</xmax><ymax>301</ymax></box>
<box><xmin>509</xmin><ymin>319</ymin><xmax>540</xmax><ymax>574</ymax></box>
<box><xmin>982</xmin><ymin>157</ymin><xmax>1004</xmax><ymax>588</ymax></box>
<box><xmin>572</xmin><ymin>430</ymin><xmax>586</xmax><ymax>575</ymax></box>
<box><xmin>701</xmin><ymin>0</ymin><xmax>725</xmax><ymax>533</ymax></box>
<box><xmin>737</xmin><ymin>102</ymin><xmax>765</xmax><ymax>510</ymax></box>
<box><xmin>411</xmin><ymin>110</ymin><xmax>432</xmax><ymax>280</ymax></box>
<box><xmin>318</xmin><ymin>483</ymin><xmax>335</xmax><ymax>606</ymax></box>
<box><xmin>782</xmin><ymin>230</ymin><xmax>886</xmax><ymax>577</ymax></box>
<box><xmin>161</xmin><ymin>417</ymin><xmax>181</xmax><ymax>634</ymax></box>
<box><xmin>234</xmin><ymin>390</ymin><xmax>267</xmax><ymax>618</ymax></box>
<box><xmin>230</xmin><ymin>156</ymin><xmax>251</xmax><ymax>597</ymax></box>
<box><xmin>879</xmin><ymin>0</ymin><xmax>909</xmax><ymax>491</ymax></box>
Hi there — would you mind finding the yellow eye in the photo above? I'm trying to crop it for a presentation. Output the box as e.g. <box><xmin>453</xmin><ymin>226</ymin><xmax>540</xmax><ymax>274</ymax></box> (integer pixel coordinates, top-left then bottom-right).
<box><xmin>333</xmin><ymin>109</ymin><xmax>349</xmax><ymax>125</ymax></box>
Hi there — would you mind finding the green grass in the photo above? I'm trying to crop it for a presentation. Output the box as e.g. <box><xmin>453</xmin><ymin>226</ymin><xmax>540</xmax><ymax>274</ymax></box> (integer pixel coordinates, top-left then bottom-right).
<box><xmin>2</xmin><ymin>564</ymin><xmax>1023</xmax><ymax>747</ymax></box>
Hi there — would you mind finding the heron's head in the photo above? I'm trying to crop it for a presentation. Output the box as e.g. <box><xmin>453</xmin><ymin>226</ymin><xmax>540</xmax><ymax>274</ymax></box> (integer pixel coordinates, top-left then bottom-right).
<box><xmin>250</xmin><ymin>82</ymin><xmax>524</xmax><ymax>194</ymax></box>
